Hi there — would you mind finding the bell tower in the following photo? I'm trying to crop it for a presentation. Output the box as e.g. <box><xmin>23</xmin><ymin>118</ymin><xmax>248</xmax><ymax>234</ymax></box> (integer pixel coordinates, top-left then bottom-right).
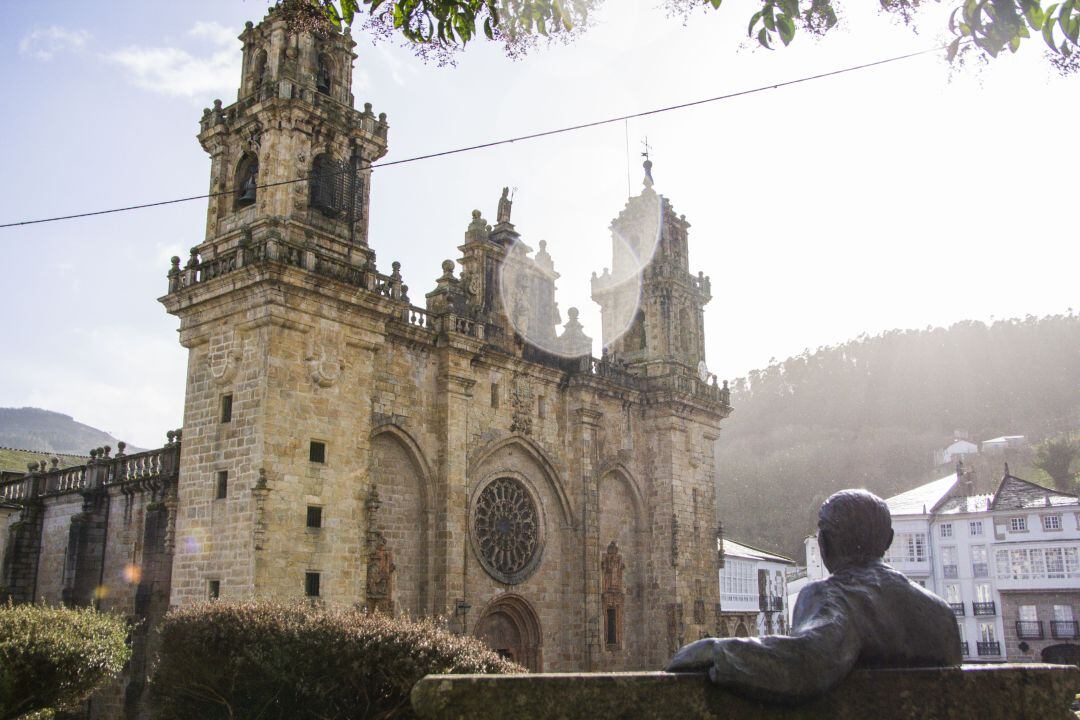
<box><xmin>592</xmin><ymin>158</ymin><xmax>711</xmax><ymax>375</ymax></box>
<box><xmin>198</xmin><ymin>9</ymin><xmax>388</xmax><ymax>262</ymax></box>
<box><xmin>161</xmin><ymin>6</ymin><xmax>396</xmax><ymax>608</ymax></box>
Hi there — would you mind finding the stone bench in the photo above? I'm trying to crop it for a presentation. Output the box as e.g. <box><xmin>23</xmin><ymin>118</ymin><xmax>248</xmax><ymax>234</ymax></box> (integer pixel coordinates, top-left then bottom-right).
<box><xmin>412</xmin><ymin>664</ymin><xmax>1080</xmax><ymax>720</ymax></box>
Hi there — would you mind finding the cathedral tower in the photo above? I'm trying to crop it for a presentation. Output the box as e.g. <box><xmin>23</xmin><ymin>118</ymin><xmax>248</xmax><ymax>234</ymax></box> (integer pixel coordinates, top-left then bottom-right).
<box><xmin>161</xmin><ymin>7</ymin><xmax>392</xmax><ymax>606</ymax></box>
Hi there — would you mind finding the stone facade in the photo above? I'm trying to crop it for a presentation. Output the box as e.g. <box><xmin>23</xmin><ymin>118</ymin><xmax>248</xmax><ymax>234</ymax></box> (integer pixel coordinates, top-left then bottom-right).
<box><xmin>158</xmin><ymin>7</ymin><xmax>731</xmax><ymax>673</ymax></box>
<box><xmin>0</xmin><ymin>440</ymin><xmax>182</xmax><ymax>718</ymax></box>
<box><xmin>1000</xmin><ymin>590</ymin><xmax>1080</xmax><ymax>664</ymax></box>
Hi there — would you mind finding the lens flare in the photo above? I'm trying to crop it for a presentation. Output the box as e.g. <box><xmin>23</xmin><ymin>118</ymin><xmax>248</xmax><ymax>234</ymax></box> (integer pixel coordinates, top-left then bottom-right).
<box><xmin>497</xmin><ymin>188</ymin><xmax>661</xmax><ymax>358</ymax></box>
<box><xmin>123</xmin><ymin>563</ymin><xmax>142</xmax><ymax>584</ymax></box>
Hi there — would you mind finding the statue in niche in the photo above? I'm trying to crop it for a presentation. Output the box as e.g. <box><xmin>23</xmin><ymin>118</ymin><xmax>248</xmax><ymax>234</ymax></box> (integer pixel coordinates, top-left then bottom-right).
<box><xmin>366</xmin><ymin>533</ymin><xmax>395</xmax><ymax>614</ymax></box>
<box><xmin>667</xmin><ymin>489</ymin><xmax>961</xmax><ymax>701</ymax></box>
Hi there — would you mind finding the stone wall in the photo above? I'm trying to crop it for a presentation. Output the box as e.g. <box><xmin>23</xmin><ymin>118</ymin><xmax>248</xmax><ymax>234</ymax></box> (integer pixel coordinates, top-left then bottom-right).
<box><xmin>411</xmin><ymin>665</ymin><xmax>1080</xmax><ymax>720</ymax></box>
<box><xmin>1000</xmin><ymin>589</ymin><xmax>1080</xmax><ymax>662</ymax></box>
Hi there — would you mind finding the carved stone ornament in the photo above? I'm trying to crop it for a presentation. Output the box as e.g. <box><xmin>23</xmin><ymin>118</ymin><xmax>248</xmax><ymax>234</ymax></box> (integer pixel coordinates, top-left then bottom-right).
<box><xmin>471</xmin><ymin>476</ymin><xmax>543</xmax><ymax>584</ymax></box>
<box><xmin>510</xmin><ymin>377</ymin><xmax>534</xmax><ymax>435</ymax></box>
<box><xmin>207</xmin><ymin>347</ymin><xmax>242</xmax><ymax>386</ymax></box>
<box><xmin>307</xmin><ymin>345</ymin><xmax>344</xmax><ymax>388</ymax></box>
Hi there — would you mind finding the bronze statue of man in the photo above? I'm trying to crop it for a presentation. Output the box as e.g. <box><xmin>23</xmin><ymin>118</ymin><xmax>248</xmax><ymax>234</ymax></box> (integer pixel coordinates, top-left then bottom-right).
<box><xmin>667</xmin><ymin>489</ymin><xmax>961</xmax><ymax>700</ymax></box>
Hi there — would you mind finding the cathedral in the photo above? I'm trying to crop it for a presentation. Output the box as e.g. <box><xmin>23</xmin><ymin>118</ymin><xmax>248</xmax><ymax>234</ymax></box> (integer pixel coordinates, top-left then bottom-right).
<box><xmin>1</xmin><ymin>6</ymin><xmax>731</xmax><ymax>706</ymax></box>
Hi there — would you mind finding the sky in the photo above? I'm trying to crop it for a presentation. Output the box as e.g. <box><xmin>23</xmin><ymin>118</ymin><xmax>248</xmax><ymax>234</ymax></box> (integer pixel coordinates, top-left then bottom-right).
<box><xmin>0</xmin><ymin>1</ymin><xmax>1076</xmax><ymax>449</ymax></box>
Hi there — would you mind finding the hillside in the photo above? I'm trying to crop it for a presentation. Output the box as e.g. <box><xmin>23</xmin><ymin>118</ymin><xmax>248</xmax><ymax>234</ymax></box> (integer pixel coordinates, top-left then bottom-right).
<box><xmin>0</xmin><ymin>407</ymin><xmax>131</xmax><ymax>458</ymax></box>
<box><xmin>715</xmin><ymin>312</ymin><xmax>1080</xmax><ymax>562</ymax></box>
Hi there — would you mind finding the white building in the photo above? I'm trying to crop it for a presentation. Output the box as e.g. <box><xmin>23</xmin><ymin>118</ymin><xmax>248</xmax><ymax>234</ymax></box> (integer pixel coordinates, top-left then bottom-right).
<box><xmin>718</xmin><ymin>538</ymin><xmax>796</xmax><ymax>637</ymax></box>
<box><xmin>932</xmin><ymin>438</ymin><xmax>979</xmax><ymax>467</ymax></box>
<box><xmin>981</xmin><ymin>435</ymin><xmax>1027</xmax><ymax>454</ymax></box>
<box><xmin>792</xmin><ymin>466</ymin><xmax>1079</xmax><ymax>663</ymax></box>
<box><xmin>887</xmin><ymin>464</ymin><xmax>1078</xmax><ymax>662</ymax></box>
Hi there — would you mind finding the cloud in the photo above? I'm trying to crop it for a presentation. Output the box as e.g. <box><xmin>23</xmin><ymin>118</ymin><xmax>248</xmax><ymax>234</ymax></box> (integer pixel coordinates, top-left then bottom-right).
<box><xmin>19</xmin><ymin>26</ymin><xmax>91</xmax><ymax>61</ymax></box>
<box><xmin>104</xmin><ymin>22</ymin><xmax>240</xmax><ymax>100</ymax></box>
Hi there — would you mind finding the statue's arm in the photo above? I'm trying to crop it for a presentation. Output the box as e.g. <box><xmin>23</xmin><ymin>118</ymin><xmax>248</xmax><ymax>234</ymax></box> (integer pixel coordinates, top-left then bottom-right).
<box><xmin>669</xmin><ymin>582</ymin><xmax>862</xmax><ymax>700</ymax></box>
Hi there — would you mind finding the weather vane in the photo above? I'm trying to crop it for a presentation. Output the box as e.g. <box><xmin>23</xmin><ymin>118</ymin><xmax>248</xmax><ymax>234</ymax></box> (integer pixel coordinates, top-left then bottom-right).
<box><xmin>640</xmin><ymin>137</ymin><xmax>653</xmax><ymax>161</ymax></box>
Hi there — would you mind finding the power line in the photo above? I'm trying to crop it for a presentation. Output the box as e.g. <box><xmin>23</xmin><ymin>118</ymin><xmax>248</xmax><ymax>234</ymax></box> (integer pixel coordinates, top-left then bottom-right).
<box><xmin>0</xmin><ymin>43</ymin><xmax>947</xmax><ymax>230</ymax></box>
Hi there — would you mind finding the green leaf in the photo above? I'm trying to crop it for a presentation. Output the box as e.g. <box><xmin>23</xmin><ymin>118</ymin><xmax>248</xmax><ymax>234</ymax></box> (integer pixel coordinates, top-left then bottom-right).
<box><xmin>1009</xmin><ymin>34</ymin><xmax>1022</xmax><ymax>51</ymax></box>
<box><xmin>947</xmin><ymin>36</ymin><xmax>963</xmax><ymax>61</ymax></box>
<box><xmin>748</xmin><ymin>10</ymin><xmax>763</xmax><ymax>36</ymax></box>
<box><xmin>758</xmin><ymin>26</ymin><xmax>772</xmax><ymax>49</ymax></box>
<box><xmin>777</xmin><ymin>14</ymin><xmax>796</xmax><ymax>46</ymax></box>
<box><xmin>1044</xmin><ymin>3</ymin><xmax>1060</xmax><ymax>48</ymax></box>
<box><xmin>483</xmin><ymin>16</ymin><xmax>494</xmax><ymax>39</ymax></box>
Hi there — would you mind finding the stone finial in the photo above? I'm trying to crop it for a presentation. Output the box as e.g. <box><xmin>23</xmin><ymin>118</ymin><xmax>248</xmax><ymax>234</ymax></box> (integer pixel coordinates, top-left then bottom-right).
<box><xmin>440</xmin><ymin>259</ymin><xmax>456</xmax><ymax>279</ymax></box>
<box><xmin>89</xmin><ymin>448</ymin><xmax>98</xmax><ymax>460</ymax></box>
<box><xmin>390</xmin><ymin>261</ymin><xmax>401</xmax><ymax>280</ymax></box>
<box><xmin>50</xmin><ymin>457</ymin><xmax>59</xmax><ymax>469</ymax></box>
<box><xmin>116</xmin><ymin>441</ymin><xmax>126</xmax><ymax>456</ymax></box>
<box><xmin>102</xmin><ymin>445</ymin><xmax>111</xmax><ymax>458</ymax></box>
<box><xmin>166</xmin><ymin>430</ymin><xmax>176</xmax><ymax>445</ymax></box>
<box><xmin>364</xmin><ymin>102</ymin><xmax>373</xmax><ymax>114</ymax></box>
<box><xmin>378</xmin><ymin>112</ymin><xmax>387</xmax><ymax>122</ymax></box>
<box><xmin>170</xmin><ymin>256</ymin><xmax>181</xmax><ymax>271</ymax></box>
<box><xmin>400</xmin><ymin>284</ymin><xmax>409</xmax><ymax>303</ymax></box>
<box><xmin>213</xmin><ymin>99</ymin><xmax>222</xmax><ymax>111</ymax></box>
<box><xmin>643</xmin><ymin>158</ymin><xmax>654</xmax><ymax>189</ymax></box>
<box><xmin>174</xmin><ymin>428</ymin><xmax>183</xmax><ymax>442</ymax></box>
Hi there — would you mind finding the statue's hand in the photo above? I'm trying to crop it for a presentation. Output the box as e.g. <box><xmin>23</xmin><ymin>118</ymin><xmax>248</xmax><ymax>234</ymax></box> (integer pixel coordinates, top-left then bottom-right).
<box><xmin>666</xmin><ymin>638</ymin><xmax>718</xmax><ymax>672</ymax></box>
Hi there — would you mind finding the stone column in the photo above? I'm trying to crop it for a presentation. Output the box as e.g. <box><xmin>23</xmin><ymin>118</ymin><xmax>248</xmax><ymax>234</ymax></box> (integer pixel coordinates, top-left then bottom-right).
<box><xmin>434</xmin><ymin>337</ymin><xmax>479</xmax><ymax>618</ymax></box>
<box><xmin>574</xmin><ymin>404</ymin><xmax>603</xmax><ymax>670</ymax></box>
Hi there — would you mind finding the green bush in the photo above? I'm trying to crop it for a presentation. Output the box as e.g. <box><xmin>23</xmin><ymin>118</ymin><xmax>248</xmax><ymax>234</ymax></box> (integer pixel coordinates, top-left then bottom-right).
<box><xmin>0</xmin><ymin>603</ymin><xmax>131</xmax><ymax>720</ymax></box>
<box><xmin>150</xmin><ymin>601</ymin><xmax>522</xmax><ymax>720</ymax></box>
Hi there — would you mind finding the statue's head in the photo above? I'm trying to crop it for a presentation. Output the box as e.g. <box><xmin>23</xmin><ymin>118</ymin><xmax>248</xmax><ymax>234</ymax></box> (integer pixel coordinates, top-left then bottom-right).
<box><xmin>817</xmin><ymin>489</ymin><xmax>894</xmax><ymax>572</ymax></box>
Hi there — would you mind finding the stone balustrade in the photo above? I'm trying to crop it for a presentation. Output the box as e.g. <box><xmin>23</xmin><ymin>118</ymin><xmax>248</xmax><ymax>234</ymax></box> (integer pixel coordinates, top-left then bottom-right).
<box><xmin>411</xmin><ymin>664</ymin><xmax>1080</xmax><ymax>720</ymax></box>
<box><xmin>0</xmin><ymin>433</ymin><xmax>182</xmax><ymax>505</ymax></box>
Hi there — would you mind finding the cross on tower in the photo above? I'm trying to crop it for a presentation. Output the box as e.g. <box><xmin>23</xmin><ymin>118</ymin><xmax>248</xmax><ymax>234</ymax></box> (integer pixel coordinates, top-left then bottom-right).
<box><xmin>640</xmin><ymin>137</ymin><xmax>653</xmax><ymax>161</ymax></box>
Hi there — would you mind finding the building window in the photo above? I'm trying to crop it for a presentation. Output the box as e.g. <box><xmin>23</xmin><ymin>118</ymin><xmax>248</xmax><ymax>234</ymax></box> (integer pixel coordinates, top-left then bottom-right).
<box><xmin>220</xmin><ymin>394</ymin><xmax>233</xmax><ymax>423</ymax></box>
<box><xmin>307</xmin><ymin>505</ymin><xmax>322</xmax><ymax>528</ymax></box>
<box><xmin>235</xmin><ymin>152</ymin><xmax>259</xmax><ymax>208</ymax></box>
<box><xmin>208</xmin><ymin>580</ymin><xmax>221</xmax><ymax>599</ymax></box>
<box><xmin>537</xmin><ymin>395</ymin><xmax>545</xmax><ymax>419</ymax></box>
<box><xmin>940</xmin><ymin>523</ymin><xmax>953</xmax><ymax>538</ymax></box>
<box><xmin>215</xmin><ymin>470</ymin><xmax>228</xmax><ymax>500</ymax></box>
<box><xmin>491</xmin><ymin>383</ymin><xmax>500</xmax><ymax>408</ymax></box>
<box><xmin>971</xmin><ymin>545</ymin><xmax>988</xmax><ymax>578</ymax></box>
<box><xmin>606</xmin><ymin>607</ymin><xmax>618</xmax><ymax>646</ymax></box>
<box><xmin>316</xmin><ymin>53</ymin><xmax>333</xmax><ymax>95</ymax></box>
<box><xmin>310</xmin><ymin>153</ymin><xmax>346</xmax><ymax>215</ymax></box>
<box><xmin>720</xmin><ymin>559</ymin><xmax>757</xmax><ymax>606</ymax></box>
<box><xmin>1043</xmin><ymin>515</ymin><xmax>1062</xmax><ymax>531</ymax></box>
<box><xmin>969</xmin><ymin>520</ymin><xmax>983</xmax><ymax>536</ymax></box>
<box><xmin>1052</xmin><ymin>605</ymin><xmax>1078</xmax><ymax>639</ymax></box>
<box><xmin>305</xmin><ymin>572</ymin><xmax>321</xmax><ymax>597</ymax></box>
<box><xmin>940</xmin><ymin>546</ymin><xmax>958</xmax><ymax>578</ymax></box>
<box><xmin>1009</xmin><ymin>516</ymin><xmax>1027</xmax><ymax>532</ymax></box>
<box><xmin>995</xmin><ymin>546</ymin><xmax>1080</xmax><ymax>580</ymax></box>
<box><xmin>309</xmin><ymin>441</ymin><xmax>326</xmax><ymax>463</ymax></box>
<box><xmin>886</xmin><ymin>532</ymin><xmax>927</xmax><ymax>564</ymax></box>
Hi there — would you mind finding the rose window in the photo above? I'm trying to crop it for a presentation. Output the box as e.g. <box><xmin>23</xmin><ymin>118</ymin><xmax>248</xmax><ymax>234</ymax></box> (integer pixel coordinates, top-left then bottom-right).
<box><xmin>472</xmin><ymin>477</ymin><xmax>541</xmax><ymax>584</ymax></box>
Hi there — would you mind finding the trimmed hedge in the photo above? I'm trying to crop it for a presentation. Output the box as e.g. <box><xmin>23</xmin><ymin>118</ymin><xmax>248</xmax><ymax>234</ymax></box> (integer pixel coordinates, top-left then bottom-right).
<box><xmin>0</xmin><ymin>603</ymin><xmax>131</xmax><ymax>720</ymax></box>
<box><xmin>150</xmin><ymin>602</ymin><xmax>523</xmax><ymax>720</ymax></box>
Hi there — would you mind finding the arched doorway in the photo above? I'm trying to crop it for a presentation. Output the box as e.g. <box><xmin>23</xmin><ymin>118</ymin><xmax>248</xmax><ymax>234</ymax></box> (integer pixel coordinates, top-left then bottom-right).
<box><xmin>474</xmin><ymin>594</ymin><xmax>542</xmax><ymax>672</ymax></box>
<box><xmin>1041</xmin><ymin>643</ymin><xmax>1080</xmax><ymax>666</ymax></box>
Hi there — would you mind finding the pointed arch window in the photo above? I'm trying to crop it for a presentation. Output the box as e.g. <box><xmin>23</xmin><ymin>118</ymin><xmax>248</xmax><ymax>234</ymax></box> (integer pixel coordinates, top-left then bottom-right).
<box><xmin>235</xmin><ymin>152</ymin><xmax>259</xmax><ymax>209</ymax></box>
<box><xmin>316</xmin><ymin>53</ymin><xmax>333</xmax><ymax>95</ymax></box>
<box><xmin>253</xmin><ymin>49</ymin><xmax>269</xmax><ymax>93</ymax></box>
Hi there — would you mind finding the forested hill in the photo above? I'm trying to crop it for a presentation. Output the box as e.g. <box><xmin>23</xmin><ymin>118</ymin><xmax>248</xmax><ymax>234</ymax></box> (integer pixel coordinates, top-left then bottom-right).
<box><xmin>715</xmin><ymin>312</ymin><xmax>1080</xmax><ymax>562</ymax></box>
<box><xmin>0</xmin><ymin>407</ymin><xmax>129</xmax><ymax>457</ymax></box>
